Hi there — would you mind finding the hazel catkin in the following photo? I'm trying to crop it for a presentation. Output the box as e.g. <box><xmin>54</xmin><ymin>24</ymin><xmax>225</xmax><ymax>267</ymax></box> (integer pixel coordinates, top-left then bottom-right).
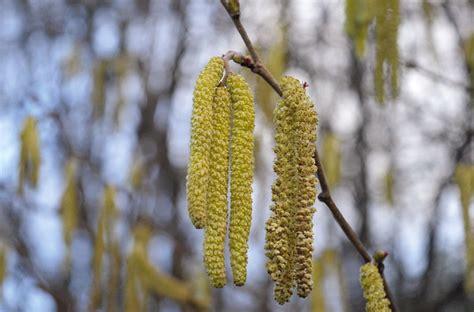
<box><xmin>186</xmin><ymin>57</ymin><xmax>224</xmax><ymax>229</ymax></box>
<box><xmin>265</xmin><ymin>84</ymin><xmax>297</xmax><ymax>304</ymax></box>
<box><xmin>203</xmin><ymin>86</ymin><xmax>232</xmax><ymax>288</ymax></box>
<box><xmin>18</xmin><ymin>117</ymin><xmax>41</xmax><ymax>194</ymax></box>
<box><xmin>227</xmin><ymin>73</ymin><xmax>255</xmax><ymax>286</ymax></box>
<box><xmin>360</xmin><ymin>262</ymin><xmax>391</xmax><ymax>312</ymax></box>
<box><xmin>265</xmin><ymin>76</ymin><xmax>318</xmax><ymax>304</ymax></box>
<box><xmin>282</xmin><ymin>76</ymin><xmax>318</xmax><ymax>298</ymax></box>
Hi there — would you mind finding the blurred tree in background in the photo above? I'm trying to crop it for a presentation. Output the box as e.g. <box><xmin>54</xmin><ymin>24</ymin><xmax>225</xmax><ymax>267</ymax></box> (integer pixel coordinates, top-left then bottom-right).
<box><xmin>0</xmin><ymin>0</ymin><xmax>472</xmax><ymax>311</ymax></box>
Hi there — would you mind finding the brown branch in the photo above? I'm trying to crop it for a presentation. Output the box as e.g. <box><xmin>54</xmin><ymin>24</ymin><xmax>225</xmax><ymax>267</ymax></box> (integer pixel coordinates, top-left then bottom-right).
<box><xmin>230</xmin><ymin>51</ymin><xmax>283</xmax><ymax>96</ymax></box>
<box><xmin>374</xmin><ymin>251</ymin><xmax>398</xmax><ymax>312</ymax></box>
<box><xmin>314</xmin><ymin>149</ymin><xmax>371</xmax><ymax>263</ymax></box>
<box><xmin>220</xmin><ymin>0</ymin><xmax>398</xmax><ymax>310</ymax></box>
<box><xmin>220</xmin><ymin>0</ymin><xmax>259</xmax><ymax>63</ymax></box>
<box><xmin>220</xmin><ymin>0</ymin><xmax>282</xmax><ymax>96</ymax></box>
<box><xmin>403</xmin><ymin>60</ymin><xmax>472</xmax><ymax>92</ymax></box>
<box><xmin>220</xmin><ymin>51</ymin><xmax>235</xmax><ymax>86</ymax></box>
<box><xmin>220</xmin><ymin>0</ymin><xmax>370</xmax><ymax>264</ymax></box>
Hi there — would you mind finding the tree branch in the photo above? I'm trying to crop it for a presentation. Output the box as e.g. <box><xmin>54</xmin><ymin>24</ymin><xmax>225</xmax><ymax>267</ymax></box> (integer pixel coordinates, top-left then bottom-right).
<box><xmin>403</xmin><ymin>60</ymin><xmax>473</xmax><ymax>92</ymax></box>
<box><xmin>220</xmin><ymin>0</ymin><xmax>259</xmax><ymax>63</ymax></box>
<box><xmin>313</xmin><ymin>148</ymin><xmax>371</xmax><ymax>262</ymax></box>
<box><xmin>220</xmin><ymin>0</ymin><xmax>370</xmax><ymax>264</ymax></box>
<box><xmin>220</xmin><ymin>0</ymin><xmax>397</xmax><ymax>310</ymax></box>
<box><xmin>220</xmin><ymin>51</ymin><xmax>235</xmax><ymax>86</ymax></box>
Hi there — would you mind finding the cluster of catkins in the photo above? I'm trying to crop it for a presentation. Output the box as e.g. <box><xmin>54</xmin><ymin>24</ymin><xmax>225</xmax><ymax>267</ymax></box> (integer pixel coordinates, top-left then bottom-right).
<box><xmin>265</xmin><ymin>76</ymin><xmax>319</xmax><ymax>304</ymax></box>
<box><xmin>187</xmin><ymin>57</ymin><xmax>392</xmax><ymax>310</ymax></box>
<box><xmin>186</xmin><ymin>57</ymin><xmax>255</xmax><ymax>288</ymax></box>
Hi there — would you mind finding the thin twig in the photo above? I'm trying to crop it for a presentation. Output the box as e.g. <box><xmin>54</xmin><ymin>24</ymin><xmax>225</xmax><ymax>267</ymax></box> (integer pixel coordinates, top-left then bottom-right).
<box><xmin>373</xmin><ymin>251</ymin><xmax>398</xmax><ymax>312</ymax></box>
<box><xmin>220</xmin><ymin>0</ymin><xmax>259</xmax><ymax>63</ymax></box>
<box><xmin>220</xmin><ymin>51</ymin><xmax>235</xmax><ymax>86</ymax></box>
<box><xmin>403</xmin><ymin>60</ymin><xmax>472</xmax><ymax>92</ymax></box>
<box><xmin>314</xmin><ymin>149</ymin><xmax>372</xmax><ymax>262</ymax></box>
<box><xmin>227</xmin><ymin>50</ymin><xmax>282</xmax><ymax>95</ymax></box>
<box><xmin>220</xmin><ymin>0</ymin><xmax>398</xmax><ymax>310</ymax></box>
<box><xmin>220</xmin><ymin>0</ymin><xmax>370</xmax><ymax>263</ymax></box>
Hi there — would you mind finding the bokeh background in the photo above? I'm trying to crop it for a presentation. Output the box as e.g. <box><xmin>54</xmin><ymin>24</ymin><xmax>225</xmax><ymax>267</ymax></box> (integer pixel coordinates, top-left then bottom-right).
<box><xmin>0</xmin><ymin>0</ymin><xmax>472</xmax><ymax>311</ymax></box>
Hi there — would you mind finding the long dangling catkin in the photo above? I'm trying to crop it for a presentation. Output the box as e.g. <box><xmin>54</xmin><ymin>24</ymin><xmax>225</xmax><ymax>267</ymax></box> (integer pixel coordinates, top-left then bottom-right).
<box><xmin>266</xmin><ymin>79</ymin><xmax>297</xmax><ymax>304</ymax></box>
<box><xmin>374</xmin><ymin>0</ymin><xmax>400</xmax><ymax>103</ymax></box>
<box><xmin>455</xmin><ymin>164</ymin><xmax>474</xmax><ymax>293</ymax></box>
<box><xmin>186</xmin><ymin>57</ymin><xmax>224</xmax><ymax>229</ymax></box>
<box><xmin>360</xmin><ymin>263</ymin><xmax>391</xmax><ymax>312</ymax></box>
<box><xmin>387</xmin><ymin>0</ymin><xmax>400</xmax><ymax>98</ymax></box>
<box><xmin>203</xmin><ymin>86</ymin><xmax>232</xmax><ymax>288</ymax></box>
<box><xmin>61</xmin><ymin>159</ymin><xmax>79</xmax><ymax>267</ymax></box>
<box><xmin>227</xmin><ymin>73</ymin><xmax>255</xmax><ymax>286</ymax></box>
<box><xmin>18</xmin><ymin>117</ymin><xmax>41</xmax><ymax>194</ymax></box>
<box><xmin>265</xmin><ymin>76</ymin><xmax>318</xmax><ymax>304</ymax></box>
<box><xmin>374</xmin><ymin>0</ymin><xmax>387</xmax><ymax>104</ymax></box>
<box><xmin>266</xmin><ymin>79</ymin><xmax>298</xmax><ymax>304</ymax></box>
<box><xmin>282</xmin><ymin>77</ymin><xmax>318</xmax><ymax>298</ymax></box>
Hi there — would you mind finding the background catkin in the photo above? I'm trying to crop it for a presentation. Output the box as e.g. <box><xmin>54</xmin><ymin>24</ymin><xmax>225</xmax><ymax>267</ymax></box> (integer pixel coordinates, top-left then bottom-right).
<box><xmin>186</xmin><ymin>57</ymin><xmax>224</xmax><ymax>229</ymax></box>
<box><xmin>454</xmin><ymin>164</ymin><xmax>474</xmax><ymax>292</ymax></box>
<box><xmin>227</xmin><ymin>73</ymin><xmax>255</xmax><ymax>286</ymax></box>
<box><xmin>18</xmin><ymin>117</ymin><xmax>41</xmax><ymax>194</ymax></box>
<box><xmin>61</xmin><ymin>160</ymin><xmax>79</xmax><ymax>247</ymax></box>
<box><xmin>360</xmin><ymin>263</ymin><xmax>391</xmax><ymax>312</ymax></box>
<box><xmin>203</xmin><ymin>86</ymin><xmax>232</xmax><ymax>288</ymax></box>
<box><xmin>282</xmin><ymin>76</ymin><xmax>318</xmax><ymax>298</ymax></box>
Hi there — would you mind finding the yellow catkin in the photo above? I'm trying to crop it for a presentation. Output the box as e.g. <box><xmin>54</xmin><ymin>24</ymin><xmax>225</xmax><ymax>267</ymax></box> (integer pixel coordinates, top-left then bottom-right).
<box><xmin>18</xmin><ymin>117</ymin><xmax>41</xmax><ymax>194</ymax></box>
<box><xmin>345</xmin><ymin>0</ymin><xmax>372</xmax><ymax>57</ymax></box>
<box><xmin>387</xmin><ymin>0</ymin><xmax>400</xmax><ymax>98</ymax></box>
<box><xmin>322</xmin><ymin>133</ymin><xmax>341</xmax><ymax>189</ymax></box>
<box><xmin>107</xmin><ymin>241</ymin><xmax>121</xmax><ymax>312</ymax></box>
<box><xmin>203</xmin><ymin>86</ymin><xmax>232</xmax><ymax>288</ymax></box>
<box><xmin>125</xmin><ymin>259</ymin><xmax>142</xmax><ymax>312</ymax></box>
<box><xmin>187</xmin><ymin>57</ymin><xmax>224</xmax><ymax>229</ymax></box>
<box><xmin>422</xmin><ymin>0</ymin><xmax>433</xmax><ymax>24</ymax></box>
<box><xmin>287</xmin><ymin>77</ymin><xmax>318</xmax><ymax>298</ymax></box>
<box><xmin>311</xmin><ymin>259</ymin><xmax>326</xmax><ymax>312</ymax></box>
<box><xmin>374</xmin><ymin>0</ymin><xmax>400</xmax><ymax>103</ymax></box>
<box><xmin>61</xmin><ymin>160</ymin><xmax>78</xmax><ymax>246</ymax></box>
<box><xmin>360</xmin><ymin>263</ymin><xmax>391</xmax><ymax>312</ymax></box>
<box><xmin>92</xmin><ymin>60</ymin><xmax>107</xmax><ymax>119</ymax></box>
<box><xmin>191</xmin><ymin>269</ymin><xmax>212</xmax><ymax>310</ymax></box>
<box><xmin>129</xmin><ymin>158</ymin><xmax>144</xmax><ymax>190</ymax></box>
<box><xmin>266</xmin><ymin>76</ymin><xmax>318</xmax><ymax>303</ymax></box>
<box><xmin>265</xmin><ymin>84</ymin><xmax>296</xmax><ymax>303</ymax></box>
<box><xmin>125</xmin><ymin>224</ymin><xmax>153</xmax><ymax>312</ymax></box>
<box><xmin>0</xmin><ymin>246</ymin><xmax>6</xmax><ymax>286</ymax></box>
<box><xmin>326</xmin><ymin>249</ymin><xmax>349</xmax><ymax>311</ymax></box>
<box><xmin>464</xmin><ymin>34</ymin><xmax>474</xmax><ymax>93</ymax></box>
<box><xmin>384</xmin><ymin>168</ymin><xmax>395</xmax><ymax>206</ymax></box>
<box><xmin>90</xmin><ymin>186</ymin><xmax>117</xmax><ymax>310</ymax></box>
<box><xmin>455</xmin><ymin>165</ymin><xmax>474</xmax><ymax>292</ymax></box>
<box><xmin>228</xmin><ymin>73</ymin><xmax>255</xmax><ymax>286</ymax></box>
<box><xmin>375</xmin><ymin>0</ymin><xmax>387</xmax><ymax>104</ymax></box>
<box><xmin>346</xmin><ymin>0</ymin><xmax>399</xmax><ymax>102</ymax></box>
<box><xmin>60</xmin><ymin>160</ymin><xmax>79</xmax><ymax>269</ymax></box>
<box><xmin>129</xmin><ymin>224</ymin><xmax>207</xmax><ymax>307</ymax></box>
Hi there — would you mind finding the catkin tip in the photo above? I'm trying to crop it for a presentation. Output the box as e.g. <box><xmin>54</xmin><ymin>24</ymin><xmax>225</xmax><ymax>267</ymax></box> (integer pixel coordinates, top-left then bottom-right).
<box><xmin>360</xmin><ymin>263</ymin><xmax>391</xmax><ymax>312</ymax></box>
